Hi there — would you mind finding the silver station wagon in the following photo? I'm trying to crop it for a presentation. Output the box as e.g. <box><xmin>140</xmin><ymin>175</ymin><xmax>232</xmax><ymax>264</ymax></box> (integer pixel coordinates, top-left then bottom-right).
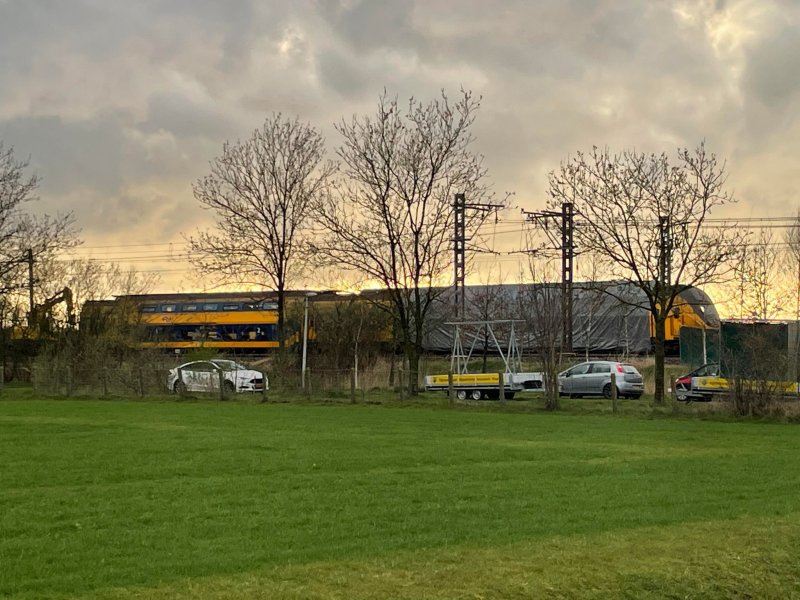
<box><xmin>558</xmin><ymin>361</ymin><xmax>644</xmax><ymax>399</ymax></box>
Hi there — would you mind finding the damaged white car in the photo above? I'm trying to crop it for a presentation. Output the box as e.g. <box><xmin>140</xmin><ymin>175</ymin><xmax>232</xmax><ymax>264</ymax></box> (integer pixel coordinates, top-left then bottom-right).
<box><xmin>167</xmin><ymin>359</ymin><xmax>267</xmax><ymax>394</ymax></box>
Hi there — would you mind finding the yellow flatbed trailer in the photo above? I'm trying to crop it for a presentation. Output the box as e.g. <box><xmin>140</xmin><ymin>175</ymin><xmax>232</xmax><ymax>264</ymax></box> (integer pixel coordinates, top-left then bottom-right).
<box><xmin>693</xmin><ymin>376</ymin><xmax>799</xmax><ymax>397</ymax></box>
<box><xmin>424</xmin><ymin>372</ymin><xmax>523</xmax><ymax>401</ymax></box>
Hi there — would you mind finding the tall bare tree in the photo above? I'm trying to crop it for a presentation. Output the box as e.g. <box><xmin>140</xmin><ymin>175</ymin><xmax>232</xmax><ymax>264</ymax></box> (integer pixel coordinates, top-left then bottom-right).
<box><xmin>548</xmin><ymin>143</ymin><xmax>744</xmax><ymax>403</ymax></box>
<box><xmin>189</xmin><ymin>115</ymin><xmax>333</xmax><ymax>348</ymax></box>
<box><xmin>312</xmin><ymin>90</ymin><xmax>501</xmax><ymax>393</ymax></box>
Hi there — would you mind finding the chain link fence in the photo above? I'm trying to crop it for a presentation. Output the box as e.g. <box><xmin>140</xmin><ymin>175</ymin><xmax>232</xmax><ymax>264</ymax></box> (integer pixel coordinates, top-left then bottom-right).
<box><xmin>31</xmin><ymin>356</ymin><xmax>420</xmax><ymax>401</ymax></box>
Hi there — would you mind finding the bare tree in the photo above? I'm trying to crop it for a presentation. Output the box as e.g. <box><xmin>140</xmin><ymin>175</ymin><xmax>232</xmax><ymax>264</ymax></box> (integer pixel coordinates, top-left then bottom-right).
<box><xmin>37</xmin><ymin>258</ymin><xmax>160</xmax><ymax>315</ymax></box>
<box><xmin>548</xmin><ymin>143</ymin><xmax>744</xmax><ymax>403</ymax></box>
<box><xmin>0</xmin><ymin>143</ymin><xmax>39</xmax><ymax>288</ymax></box>
<box><xmin>312</xmin><ymin>90</ymin><xmax>502</xmax><ymax>393</ymax></box>
<box><xmin>517</xmin><ymin>257</ymin><xmax>564</xmax><ymax>411</ymax></box>
<box><xmin>0</xmin><ymin>144</ymin><xmax>79</xmax><ymax>297</ymax></box>
<box><xmin>189</xmin><ymin>115</ymin><xmax>333</xmax><ymax>349</ymax></box>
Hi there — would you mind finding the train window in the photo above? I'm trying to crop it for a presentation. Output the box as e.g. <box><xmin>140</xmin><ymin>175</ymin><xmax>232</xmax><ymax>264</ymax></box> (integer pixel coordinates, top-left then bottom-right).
<box><xmin>161</xmin><ymin>304</ymin><xmax>177</xmax><ymax>312</ymax></box>
<box><xmin>141</xmin><ymin>305</ymin><xmax>157</xmax><ymax>313</ymax></box>
<box><xmin>261</xmin><ymin>302</ymin><xmax>278</xmax><ymax>310</ymax></box>
<box><xmin>242</xmin><ymin>302</ymin><xmax>258</xmax><ymax>310</ymax></box>
<box><xmin>182</xmin><ymin>305</ymin><xmax>198</xmax><ymax>312</ymax></box>
<box><xmin>222</xmin><ymin>304</ymin><xmax>240</xmax><ymax>311</ymax></box>
<box><xmin>202</xmin><ymin>303</ymin><xmax>219</xmax><ymax>311</ymax></box>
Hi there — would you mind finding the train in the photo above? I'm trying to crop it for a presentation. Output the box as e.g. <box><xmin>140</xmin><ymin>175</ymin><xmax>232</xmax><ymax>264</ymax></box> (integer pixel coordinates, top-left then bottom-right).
<box><xmin>82</xmin><ymin>282</ymin><xmax>719</xmax><ymax>356</ymax></box>
<box><xmin>423</xmin><ymin>282</ymin><xmax>719</xmax><ymax>356</ymax></box>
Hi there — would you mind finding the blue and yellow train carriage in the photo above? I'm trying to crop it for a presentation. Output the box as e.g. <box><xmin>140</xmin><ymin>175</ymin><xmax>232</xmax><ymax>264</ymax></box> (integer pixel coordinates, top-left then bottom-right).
<box><xmin>132</xmin><ymin>293</ymin><xmax>281</xmax><ymax>352</ymax></box>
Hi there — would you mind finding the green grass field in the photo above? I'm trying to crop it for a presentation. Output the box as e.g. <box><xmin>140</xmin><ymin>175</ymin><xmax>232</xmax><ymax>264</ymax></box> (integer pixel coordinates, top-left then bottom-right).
<box><xmin>2</xmin><ymin>395</ymin><xmax>800</xmax><ymax>599</ymax></box>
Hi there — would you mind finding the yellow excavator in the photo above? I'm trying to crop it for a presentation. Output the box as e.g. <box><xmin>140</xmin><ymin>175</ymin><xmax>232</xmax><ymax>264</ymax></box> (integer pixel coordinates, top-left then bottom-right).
<box><xmin>12</xmin><ymin>287</ymin><xmax>76</xmax><ymax>339</ymax></box>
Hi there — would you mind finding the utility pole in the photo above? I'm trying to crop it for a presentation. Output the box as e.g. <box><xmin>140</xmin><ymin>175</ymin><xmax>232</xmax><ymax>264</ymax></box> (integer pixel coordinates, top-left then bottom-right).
<box><xmin>27</xmin><ymin>248</ymin><xmax>34</xmax><ymax>328</ymax></box>
<box><xmin>522</xmin><ymin>202</ymin><xmax>575</xmax><ymax>352</ymax></box>
<box><xmin>561</xmin><ymin>203</ymin><xmax>574</xmax><ymax>352</ymax></box>
<box><xmin>452</xmin><ymin>193</ymin><xmax>504</xmax><ymax>320</ymax></box>
<box><xmin>658</xmin><ymin>215</ymin><xmax>672</xmax><ymax>293</ymax></box>
<box><xmin>453</xmin><ymin>194</ymin><xmax>466</xmax><ymax>320</ymax></box>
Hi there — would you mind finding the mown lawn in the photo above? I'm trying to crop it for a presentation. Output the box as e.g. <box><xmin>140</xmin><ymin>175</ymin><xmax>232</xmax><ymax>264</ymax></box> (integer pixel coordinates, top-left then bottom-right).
<box><xmin>1</xmin><ymin>396</ymin><xmax>800</xmax><ymax>599</ymax></box>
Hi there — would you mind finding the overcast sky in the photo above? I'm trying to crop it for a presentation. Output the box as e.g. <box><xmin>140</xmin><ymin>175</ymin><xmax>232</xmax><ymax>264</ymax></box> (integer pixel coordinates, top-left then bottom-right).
<box><xmin>1</xmin><ymin>0</ymin><xmax>799</xmax><ymax>290</ymax></box>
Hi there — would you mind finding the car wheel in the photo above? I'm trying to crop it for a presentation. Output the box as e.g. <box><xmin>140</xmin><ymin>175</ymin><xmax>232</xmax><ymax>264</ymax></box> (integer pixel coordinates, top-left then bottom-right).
<box><xmin>456</xmin><ymin>390</ymin><xmax>467</xmax><ymax>401</ymax></box>
<box><xmin>569</xmin><ymin>394</ymin><xmax>582</xmax><ymax>399</ymax></box>
<box><xmin>676</xmin><ymin>392</ymin><xmax>688</xmax><ymax>402</ymax></box>
<box><xmin>602</xmin><ymin>384</ymin><xmax>618</xmax><ymax>399</ymax></box>
<box><xmin>223</xmin><ymin>380</ymin><xmax>235</xmax><ymax>394</ymax></box>
<box><xmin>173</xmin><ymin>380</ymin><xmax>186</xmax><ymax>394</ymax></box>
<box><xmin>470</xmin><ymin>389</ymin><xmax>482</xmax><ymax>401</ymax></box>
<box><xmin>504</xmin><ymin>392</ymin><xmax>516</xmax><ymax>400</ymax></box>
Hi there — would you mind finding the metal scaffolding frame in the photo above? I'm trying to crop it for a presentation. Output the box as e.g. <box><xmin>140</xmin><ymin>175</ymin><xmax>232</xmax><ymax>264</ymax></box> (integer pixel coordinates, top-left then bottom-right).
<box><xmin>448</xmin><ymin>319</ymin><xmax>523</xmax><ymax>375</ymax></box>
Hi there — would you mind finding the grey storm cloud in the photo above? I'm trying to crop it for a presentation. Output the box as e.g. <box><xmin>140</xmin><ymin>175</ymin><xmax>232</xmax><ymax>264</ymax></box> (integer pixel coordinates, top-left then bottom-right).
<box><xmin>743</xmin><ymin>19</ymin><xmax>800</xmax><ymax>109</ymax></box>
<box><xmin>0</xmin><ymin>0</ymin><xmax>798</xmax><ymax>256</ymax></box>
<box><xmin>0</xmin><ymin>113</ymin><xmax>130</xmax><ymax>197</ymax></box>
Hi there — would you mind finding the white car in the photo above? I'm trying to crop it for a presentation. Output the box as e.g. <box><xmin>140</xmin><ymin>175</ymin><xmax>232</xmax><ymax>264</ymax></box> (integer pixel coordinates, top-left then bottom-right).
<box><xmin>167</xmin><ymin>359</ymin><xmax>267</xmax><ymax>394</ymax></box>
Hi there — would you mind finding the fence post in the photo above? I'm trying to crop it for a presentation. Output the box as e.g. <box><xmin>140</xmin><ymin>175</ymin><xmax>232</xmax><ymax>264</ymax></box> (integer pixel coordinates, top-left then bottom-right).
<box><xmin>218</xmin><ymin>368</ymin><xmax>225</xmax><ymax>401</ymax></box>
<box><xmin>102</xmin><ymin>367</ymin><xmax>108</xmax><ymax>398</ymax></box>
<box><xmin>261</xmin><ymin>371</ymin><xmax>268</xmax><ymax>403</ymax></box>
<box><xmin>67</xmin><ymin>365</ymin><xmax>73</xmax><ymax>397</ymax></box>
<box><xmin>304</xmin><ymin>368</ymin><xmax>311</xmax><ymax>398</ymax></box>
<box><xmin>610</xmin><ymin>372</ymin><xmax>618</xmax><ymax>413</ymax></box>
<box><xmin>399</xmin><ymin>368</ymin><xmax>405</xmax><ymax>401</ymax></box>
<box><xmin>177</xmin><ymin>367</ymin><xmax>184</xmax><ymax>398</ymax></box>
<box><xmin>350</xmin><ymin>368</ymin><xmax>356</xmax><ymax>404</ymax></box>
<box><xmin>498</xmin><ymin>371</ymin><xmax>505</xmax><ymax>404</ymax></box>
<box><xmin>137</xmin><ymin>366</ymin><xmax>144</xmax><ymax>397</ymax></box>
<box><xmin>447</xmin><ymin>370</ymin><xmax>454</xmax><ymax>406</ymax></box>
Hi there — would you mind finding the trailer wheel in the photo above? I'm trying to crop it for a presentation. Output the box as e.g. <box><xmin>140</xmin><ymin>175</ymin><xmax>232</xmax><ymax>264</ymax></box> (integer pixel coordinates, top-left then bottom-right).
<box><xmin>470</xmin><ymin>389</ymin><xmax>482</xmax><ymax>401</ymax></box>
<box><xmin>457</xmin><ymin>390</ymin><xmax>467</xmax><ymax>401</ymax></box>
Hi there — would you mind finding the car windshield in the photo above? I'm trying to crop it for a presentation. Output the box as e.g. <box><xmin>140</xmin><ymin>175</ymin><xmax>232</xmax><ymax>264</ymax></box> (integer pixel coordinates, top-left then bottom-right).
<box><xmin>694</xmin><ymin>364</ymin><xmax>719</xmax><ymax>377</ymax></box>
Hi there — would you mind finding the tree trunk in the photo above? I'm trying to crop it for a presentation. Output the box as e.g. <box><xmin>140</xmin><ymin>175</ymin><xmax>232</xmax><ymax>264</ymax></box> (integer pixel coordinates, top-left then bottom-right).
<box><xmin>277</xmin><ymin>288</ymin><xmax>285</xmax><ymax>351</ymax></box>
<box><xmin>543</xmin><ymin>349</ymin><xmax>560</xmax><ymax>411</ymax></box>
<box><xmin>405</xmin><ymin>342</ymin><xmax>420</xmax><ymax>396</ymax></box>
<box><xmin>653</xmin><ymin>316</ymin><xmax>666</xmax><ymax>404</ymax></box>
